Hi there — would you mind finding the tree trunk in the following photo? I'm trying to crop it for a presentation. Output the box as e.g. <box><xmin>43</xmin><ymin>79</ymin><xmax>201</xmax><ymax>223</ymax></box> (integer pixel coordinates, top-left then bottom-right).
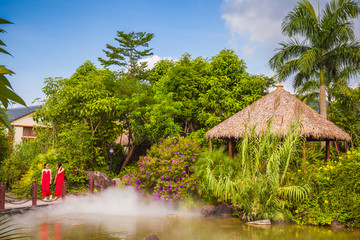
<box><xmin>320</xmin><ymin>66</ymin><xmax>327</xmax><ymax>148</ymax></box>
<box><xmin>119</xmin><ymin>141</ymin><xmax>136</xmax><ymax>173</ymax></box>
<box><xmin>319</xmin><ymin>66</ymin><xmax>327</xmax><ymax>118</ymax></box>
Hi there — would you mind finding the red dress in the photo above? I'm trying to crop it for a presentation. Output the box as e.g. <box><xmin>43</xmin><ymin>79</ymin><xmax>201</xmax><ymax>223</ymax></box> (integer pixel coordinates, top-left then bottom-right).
<box><xmin>55</xmin><ymin>168</ymin><xmax>65</xmax><ymax>197</ymax></box>
<box><xmin>41</xmin><ymin>170</ymin><xmax>51</xmax><ymax>198</ymax></box>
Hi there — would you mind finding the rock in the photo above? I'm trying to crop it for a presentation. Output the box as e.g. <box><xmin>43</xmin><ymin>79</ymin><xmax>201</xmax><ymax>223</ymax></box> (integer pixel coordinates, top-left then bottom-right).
<box><xmin>200</xmin><ymin>205</ymin><xmax>216</xmax><ymax>217</ymax></box>
<box><xmin>144</xmin><ymin>233</ymin><xmax>160</xmax><ymax>240</ymax></box>
<box><xmin>215</xmin><ymin>203</ymin><xmax>233</xmax><ymax>216</ymax></box>
<box><xmin>86</xmin><ymin>171</ymin><xmax>112</xmax><ymax>190</ymax></box>
<box><xmin>331</xmin><ymin>220</ymin><xmax>345</xmax><ymax>228</ymax></box>
<box><xmin>112</xmin><ymin>178</ymin><xmax>121</xmax><ymax>186</ymax></box>
<box><xmin>247</xmin><ymin>219</ymin><xmax>271</xmax><ymax>225</ymax></box>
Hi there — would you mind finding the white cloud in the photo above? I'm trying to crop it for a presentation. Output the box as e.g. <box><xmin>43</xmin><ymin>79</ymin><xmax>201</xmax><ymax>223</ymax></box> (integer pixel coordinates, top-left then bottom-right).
<box><xmin>241</xmin><ymin>44</ymin><xmax>256</xmax><ymax>56</ymax></box>
<box><xmin>221</xmin><ymin>0</ymin><xmax>295</xmax><ymax>44</ymax></box>
<box><xmin>138</xmin><ymin>55</ymin><xmax>175</xmax><ymax>69</ymax></box>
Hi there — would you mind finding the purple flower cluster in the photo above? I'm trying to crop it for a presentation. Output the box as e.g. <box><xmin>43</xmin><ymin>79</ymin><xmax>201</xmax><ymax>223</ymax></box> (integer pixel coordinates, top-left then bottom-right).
<box><xmin>125</xmin><ymin>136</ymin><xmax>202</xmax><ymax>205</ymax></box>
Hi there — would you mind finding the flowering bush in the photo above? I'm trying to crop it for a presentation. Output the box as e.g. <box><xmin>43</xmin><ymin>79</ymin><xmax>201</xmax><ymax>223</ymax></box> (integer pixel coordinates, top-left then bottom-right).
<box><xmin>289</xmin><ymin>148</ymin><xmax>360</xmax><ymax>227</ymax></box>
<box><xmin>125</xmin><ymin>136</ymin><xmax>202</xmax><ymax>204</ymax></box>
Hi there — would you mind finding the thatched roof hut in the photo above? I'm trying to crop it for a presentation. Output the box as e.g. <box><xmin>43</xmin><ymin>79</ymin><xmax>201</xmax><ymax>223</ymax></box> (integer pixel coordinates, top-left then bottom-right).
<box><xmin>205</xmin><ymin>85</ymin><xmax>351</xmax><ymax>142</ymax></box>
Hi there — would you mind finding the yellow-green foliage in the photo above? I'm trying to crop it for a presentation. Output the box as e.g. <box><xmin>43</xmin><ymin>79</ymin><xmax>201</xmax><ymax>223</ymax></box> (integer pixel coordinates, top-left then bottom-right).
<box><xmin>12</xmin><ymin>149</ymin><xmax>87</xmax><ymax>198</ymax></box>
<box><xmin>290</xmin><ymin>148</ymin><xmax>360</xmax><ymax>227</ymax></box>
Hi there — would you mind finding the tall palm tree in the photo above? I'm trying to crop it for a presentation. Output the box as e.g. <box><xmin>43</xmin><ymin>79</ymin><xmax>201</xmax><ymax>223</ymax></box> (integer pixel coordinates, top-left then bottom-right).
<box><xmin>269</xmin><ymin>0</ymin><xmax>360</xmax><ymax>119</ymax></box>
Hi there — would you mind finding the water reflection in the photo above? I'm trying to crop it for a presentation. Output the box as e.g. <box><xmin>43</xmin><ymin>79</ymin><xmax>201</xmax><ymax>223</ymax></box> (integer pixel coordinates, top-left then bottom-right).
<box><xmin>39</xmin><ymin>222</ymin><xmax>62</xmax><ymax>240</ymax></box>
<box><xmin>27</xmin><ymin>217</ymin><xmax>360</xmax><ymax>240</ymax></box>
<box><xmin>10</xmin><ymin>188</ymin><xmax>360</xmax><ymax>240</ymax></box>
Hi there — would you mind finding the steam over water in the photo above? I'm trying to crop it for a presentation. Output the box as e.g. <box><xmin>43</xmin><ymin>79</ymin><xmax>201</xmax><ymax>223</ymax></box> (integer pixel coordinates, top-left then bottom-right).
<box><xmin>18</xmin><ymin>187</ymin><xmax>189</xmax><ymax>222</ymax></box>
<box><xmin>10</xmin><ymin>188</ymin><xmax>360</xmax><ymax>240</ymax></box>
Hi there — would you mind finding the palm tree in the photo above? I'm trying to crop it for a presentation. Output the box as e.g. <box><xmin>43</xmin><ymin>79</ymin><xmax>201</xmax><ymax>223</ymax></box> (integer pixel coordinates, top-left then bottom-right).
<box><xmin>0</xmin><ymin>18</ymin><xmax>26</xmax><ymax>133</ymax></box>
<box><xmin>295</xmin><ymin>64</ymin><xmax>359</xmax><ymax>112</ymax></box>
<box><xmin>269</xmin><ymin>0</ymin><xmax>360</xmax><ymax>119</ymax></box>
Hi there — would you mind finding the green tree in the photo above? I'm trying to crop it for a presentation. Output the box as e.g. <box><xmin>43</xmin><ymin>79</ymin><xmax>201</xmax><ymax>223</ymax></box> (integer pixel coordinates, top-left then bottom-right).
<box><xmin>34</xmin><ymin>61</ymin><xmax>121</xmax><ymax>169</ymax></box>
<box><xmin>116</xmin><ymin>76</ymin><xmax>182</xmax><ymax>173</ymax></box>
<box><xmin>0</xmin><ymin>18</ymin><xmax>26</xmax><ymax>132</ymax></box>
<box><xmin>269</xmin><ymin>0</ymin><xmax>360</xmax><ymax>119</ymax></box>
<box><xmin>151</xmin><ymin>49</ymin><xmax>273</xmax><ymax>133</ymax></box>
<box><xmin>98</xmin><ymin>31</ymin><xmax>154</xmax><ymax>74</ymax></box>
<box><xmin>199</xmin><ymin>49</ymin><xmax>273</xmax><ymax>128</ymax></box>
<box><xmin>153</xmin><ymin>54</ymin><xmax>208</xmax><ymax>134</ymax></box>
<box><xmin>329</xmin><ymin>84</ymin><xmax>360</xmax><ymax>146</ymax></box>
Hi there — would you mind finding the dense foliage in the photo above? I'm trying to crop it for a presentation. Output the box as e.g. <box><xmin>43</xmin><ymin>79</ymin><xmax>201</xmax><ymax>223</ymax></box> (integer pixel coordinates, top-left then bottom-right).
<box><xmin>152</xmin><ymin>49</ymin><xmax>273</xmax><ymax>133</ymax></box>
<box><xmin>330</xmin><ymin>84</ymin><xmax>360</xmax><ymax>147</ymax></box>
<box><xmin>196</xmin><ymin>124</ymin><xmax>310</xmax><ymax>220</ymax></box>
<box><xmin>289</xmin><ymin>148</ymin><xmax>360</xmax><ymax>227</ymax></box>
<box><xmin>124</xmin><ymin>136</ymin><xmax>202</xmax><ymax>205</ymax></box>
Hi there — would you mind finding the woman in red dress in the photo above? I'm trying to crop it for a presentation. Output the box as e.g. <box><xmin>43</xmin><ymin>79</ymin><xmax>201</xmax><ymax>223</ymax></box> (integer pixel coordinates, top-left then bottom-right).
<box><xmin>54</xmin><ymin>162</ymin><xmax>65</xmax><ymax>198</ymax></box>
<box><xmin>41</xmin><ymin>163</ymin><xmax>52</xmax><ymax>200</ymax></box>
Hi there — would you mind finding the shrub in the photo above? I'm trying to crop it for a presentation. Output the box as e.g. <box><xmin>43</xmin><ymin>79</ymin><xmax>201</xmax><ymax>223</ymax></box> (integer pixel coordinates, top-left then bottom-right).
<box><xmin>12</xmin><ymin>148</ymin><xmax>88</xmax><ymax>198</ymax></box>
<box><xmin>0</xmin><ymin>139</ymin><xmax>43</xmax><ymax>188</ymax></box>
<box><xmin>289</xmin><ymin>148</ymin><xmax>360</xmax><ymax>227</ymax></box>
<box><xmin>124</xmin><ymin>135</ymin><xmax>202</xmax><ymax>205</ymax></box>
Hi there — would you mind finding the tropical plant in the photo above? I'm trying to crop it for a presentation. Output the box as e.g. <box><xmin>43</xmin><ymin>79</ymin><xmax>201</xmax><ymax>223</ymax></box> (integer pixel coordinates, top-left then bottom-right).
<box><xmin>269</xmin><ymin>0</ymin><xmax>360</xmax><ymax>119</ymax></box>
<box><xmin>0</xmin><ymin>18</ymin><xmax>26</xmax><ymax>132</ymax></box>
<box><xmin>195</xmin><ymin>123</ymin><xmax>311</xmax><ymax>220</ymax></box>
<box><xmin>0</xmin><ymin>215</ymin><xmax>28</xmax><ymax>239</ymax></box>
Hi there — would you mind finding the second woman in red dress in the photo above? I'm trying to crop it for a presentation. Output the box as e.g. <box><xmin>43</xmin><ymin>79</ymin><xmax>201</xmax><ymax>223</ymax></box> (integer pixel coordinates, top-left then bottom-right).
<box><xmin>54</xmin><ymin>162</ymin><xmax>65</xmax><ymax>199</ymax></box>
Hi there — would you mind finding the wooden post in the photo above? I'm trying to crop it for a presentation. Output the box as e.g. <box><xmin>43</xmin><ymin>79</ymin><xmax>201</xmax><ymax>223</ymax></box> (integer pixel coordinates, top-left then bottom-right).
<box><xmin>62</xmin><ymin>182</ymin><xmax>66</xmax><ymax>200</ymax></box>
<box><xmin>90</xmin><ymin>179</ymin><xmax>94</xmax><ymax>194</ymax></box>
<box><xmin>326</xmin><ymin>140</ymin><xmax>330</xmax><ymax>161</ymax></box>
<box><xmin>0</xmin><ymin>182</ymin><xmax>5</xmax><ymax>210</ymax></box>
<box><xmin>334</xmin><ymin>141</ymin><xmax>340</xmax><ymax>155</ymax></box>
<box><xmin>208</xmin><ymin>138</ymin><xmax>212</xmax><ymax>152</ymax></box>
<box><xmin>32</xmin><ymin>181</ymin><xmax>37</xmax><ymax>207</ymax></box>
<box><xmin>302</xmin><ymin>141</ymin><xmax>306</xmax><ymax>161</ymax></box>
<box><xmin>229</xmin><ymin>139</ymin><xmax>233</xmax><ymax>159</ymax></box>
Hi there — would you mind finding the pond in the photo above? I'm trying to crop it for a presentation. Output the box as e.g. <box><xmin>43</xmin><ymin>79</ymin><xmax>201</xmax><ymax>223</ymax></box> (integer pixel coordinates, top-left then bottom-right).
<box><xmin>11</xmin><ymin>188</ymin><xmax>360</xmax><ymax>240</ymax></box>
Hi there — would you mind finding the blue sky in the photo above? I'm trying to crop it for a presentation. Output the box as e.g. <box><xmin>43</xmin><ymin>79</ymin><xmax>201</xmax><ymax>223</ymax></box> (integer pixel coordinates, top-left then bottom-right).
<box><xmin>1</xmin><ymin>0</ymin><xmax>359</xmax><ymax>106</ymax></box>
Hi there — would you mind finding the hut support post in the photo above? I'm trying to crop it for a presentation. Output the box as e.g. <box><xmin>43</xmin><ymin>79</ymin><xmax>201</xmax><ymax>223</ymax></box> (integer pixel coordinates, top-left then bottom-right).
<box><xmin>209</xmin><ymin>138</ymin><xmax>212</xmax><ymax>152</ymax></box>
<box><xmin>302</xmin><ymin>141</ymin><xmax>306</xmax><ymax>171</ymax></box>
<box><xmin>229</xmin><ymin>139</ymin><xmax>233</xmax><ymax>158</ymax></box>
<box><xmin>302</xmin><ymin>141</ymin><xmax>306</xmax><ymax>161</ymax></box>
<box><xmin>326</xmin><ymin>140</ymin><xmax>330</xmax><ymax>161</ymax></box>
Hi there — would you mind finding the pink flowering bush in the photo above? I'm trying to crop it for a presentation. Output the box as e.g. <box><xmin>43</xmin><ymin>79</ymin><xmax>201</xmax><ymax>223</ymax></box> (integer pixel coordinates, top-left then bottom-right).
<box><xmin>125</xmin><ymin>136</ymin><xmax>202</xmax><ymax>204</ymax></box>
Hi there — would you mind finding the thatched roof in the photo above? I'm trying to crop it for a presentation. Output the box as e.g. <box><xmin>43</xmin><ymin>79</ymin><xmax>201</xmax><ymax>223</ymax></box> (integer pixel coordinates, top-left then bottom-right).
<box><xmin>205</xmin><ymin>85</ymin><xmax>351</xmax><ymax>141</ymax></box>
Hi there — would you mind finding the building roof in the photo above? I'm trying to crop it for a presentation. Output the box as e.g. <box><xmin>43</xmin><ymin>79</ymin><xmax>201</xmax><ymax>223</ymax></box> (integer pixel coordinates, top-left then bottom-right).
<box><xmin>6</xmin><ymin>105</ymin><xmax>42</xmax><ymax>122</ymax></box>
<box><xmin>205</xmin><ymin>85</ymin><xmax>351</xmax><ymax>141</ymax></box>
